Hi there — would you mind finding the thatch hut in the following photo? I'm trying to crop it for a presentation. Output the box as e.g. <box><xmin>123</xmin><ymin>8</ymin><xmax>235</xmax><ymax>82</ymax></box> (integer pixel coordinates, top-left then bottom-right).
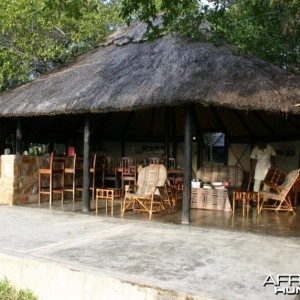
<box><xmin>0</xmin><ymin>20</ymin><xmax>299</xmax><ymax>221</ymax></box>
<box><xmin>0</xmin><ymin>20</ymin><xmax>299</xmax><ymax>139</ymax></box>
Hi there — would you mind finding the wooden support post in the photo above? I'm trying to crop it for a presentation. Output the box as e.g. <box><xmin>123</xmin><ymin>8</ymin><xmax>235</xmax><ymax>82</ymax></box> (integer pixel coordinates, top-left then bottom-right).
<box><xmin>164</xmin><ymin>107</ymin><xmax>170</xmax><ymax>168</ymax></box>
<box><xmin>82</xmin><ymin>115</ymin><xmax>90</xmax><ymax>212</ymax></box>
<box><xmin>182</xmin><ymin>104</ymin><xmax>192</xmax><ymax>224</ymax></box>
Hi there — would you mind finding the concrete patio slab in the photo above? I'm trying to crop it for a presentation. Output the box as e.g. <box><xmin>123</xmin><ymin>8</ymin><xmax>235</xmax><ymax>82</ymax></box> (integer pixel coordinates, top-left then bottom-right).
<box><xmin>0</xmin><ymin>205</ymin><xmax>299</xmax><ymax>300</ymax></box>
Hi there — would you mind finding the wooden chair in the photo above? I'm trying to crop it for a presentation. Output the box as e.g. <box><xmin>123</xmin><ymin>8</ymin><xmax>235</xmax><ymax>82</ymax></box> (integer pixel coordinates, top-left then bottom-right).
<box><xmin>121</xmin><ymin>164</ymin><xmax>168</xmax><ymax>219</ymax></box>
<box><xmin>103</xmin><ymin>156</ymin><xmax>118</xmax><ymax>188</ymax></box>
<box><xmin>233</xmin><ymin>168</ymin><xmax>286</xmax><ymax>216</ymax></box>
<box><xmin>167</xmin><ymin>168</ymin><xmax>184</xmax><ymax>187</ymax></box>
<box><xmin>263</xmin><ymin>167</ymin><xmax>286</xmax><ymax>189</ymax></box>
<box><xmin>64</xmin><ymin>154</ymin><xmax>77</xmax><ymax>202</ymax></box>
<box><xmin>39</xmin><ymin>152</ymin><xmax>65</xmax><ymax>205</ymax></box>
<box><xmin>90</xmin><ymin>154</ymin><xmax>105</xmax><ymax>200</ymax></box>
<box><xmin>64</xmin><ymin>153</ymin><xmax>84</xmax><ymax>202</ymax></box>
<box><xmin>258</xmin><ymin>168</ymin><xmax>300</xmax><ymax>215</ymax></box>
<box><xmin>232</xmin><ymin>172</ymin><xmax>256</xmax><ymax>216</ymax></box>
<box><xmin>148</xmin><ymin>157</ymin><xmax>160</xmax><ymax>164</ymax></box>
<box><xmin>120</xmin><ymin>157</ymin><xmax>136</xmax><ymax>189</ymax></box>
<box><xmin>163</xmin><ymin>181</ymin><xmax>177</xmax><ymax>212</ymax></box>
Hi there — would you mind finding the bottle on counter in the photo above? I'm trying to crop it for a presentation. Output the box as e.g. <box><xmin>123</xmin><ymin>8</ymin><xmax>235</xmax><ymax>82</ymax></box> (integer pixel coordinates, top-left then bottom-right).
<box><xmin>28</xmin><ymin>143</ymin><xmax>34</xmax><ymax>156</ymax></box>
<box><xmin>9</xmin><ymin>134</ymin><xmax>15</xmax><ymax>154</ymax></box>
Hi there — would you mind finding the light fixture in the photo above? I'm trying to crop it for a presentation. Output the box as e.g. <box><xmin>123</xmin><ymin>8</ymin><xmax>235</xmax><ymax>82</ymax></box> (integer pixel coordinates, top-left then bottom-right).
<box><xmin>294</xmin><ymin>103</ymin><xmax>300</xmax><ymax>107</ymax></box>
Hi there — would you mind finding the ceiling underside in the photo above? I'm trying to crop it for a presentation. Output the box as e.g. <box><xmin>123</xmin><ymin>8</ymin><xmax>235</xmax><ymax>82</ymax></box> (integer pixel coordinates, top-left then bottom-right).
<box><xmin>4</xmin><ymin>104</ymin><xmax>299</xmax><ymax>144</ymax></box>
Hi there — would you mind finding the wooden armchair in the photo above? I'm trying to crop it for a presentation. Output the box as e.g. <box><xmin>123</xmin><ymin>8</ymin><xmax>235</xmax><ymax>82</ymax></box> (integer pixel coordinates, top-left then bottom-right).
<box><xmin>258</xmin><ymin>168</ymin><xmax>300</xmax><ymax>215</ymax></box>
<box><xmin>121</xmin><ymin>164</ymin><xmax>168</xmax><ymax>219</ymax></box>
<box><xmin>233</xmin><ymin>167</ymin><xmax>287</xmax><ymax>216</ymax></box>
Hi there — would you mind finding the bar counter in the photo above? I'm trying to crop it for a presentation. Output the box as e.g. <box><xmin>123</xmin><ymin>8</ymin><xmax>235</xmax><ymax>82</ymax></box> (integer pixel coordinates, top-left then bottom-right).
<box><xmin>0</xmin><ymin>155</ymin><xmax>50</xmax><ymax>205</ymax></box>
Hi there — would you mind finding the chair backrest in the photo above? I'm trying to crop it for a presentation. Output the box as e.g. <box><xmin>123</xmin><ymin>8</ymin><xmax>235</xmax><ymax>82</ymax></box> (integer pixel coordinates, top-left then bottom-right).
<box><xmin>264</xmin><ymin>167</ymin><xmax>286</xmax><ymax>186</ymax></box>
<box><xmin>90</xmin><ymin>153</ymin><xmax>105</xmax><ymax>172</ymax></box>
<box><xmin>279</xmin><ymin>168</ymin><xmax>300</xmax><ymax>197</ymax></box>
<box><xmin>121</xmin><ymin>157</ymin><xmax>136</xmax><ymax>175</ymax></box>
<box><xmin>65</xmin><ymin>153</ymin><xmax>77</xmax><ymax>171</ymax></box>
<box><xmin>51</xmin><ymin>152</ymin><xmax>65</xmax><ymax>171</ymax></box>
<box><xmin>136</xmin><ymin>164</ymin><xmax>167</xmax><ymax>196</ymax></box>
<box><xmin>104</xmin><ymin>156</ymin><xmax>117</xmax><ymax>175</ymax></box>
<box><xmin>76</xmin><ymin>154</ymin><xmax>84</xmax><ymax>170</ymax></box>
<box><xmin>148</xmin><ymin>157</ymin><xmax>160</xmax><ymax>164</ymax></box>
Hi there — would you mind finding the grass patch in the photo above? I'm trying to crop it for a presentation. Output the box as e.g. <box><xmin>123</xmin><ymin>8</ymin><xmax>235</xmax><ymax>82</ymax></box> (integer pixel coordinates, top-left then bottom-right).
<box><xmin>0</xmin><ymin>277</ymin><xmax>38</xmax><ymax>300</ymax></box>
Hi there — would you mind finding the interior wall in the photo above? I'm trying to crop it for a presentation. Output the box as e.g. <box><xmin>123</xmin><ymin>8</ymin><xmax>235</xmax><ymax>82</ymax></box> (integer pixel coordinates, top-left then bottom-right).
<box><xmin>82</xmin><ymin>140</ymin><xmax>299</xmax><ymax>174</ymax></box>
<box><xmin>226</xmin><ymin>141</ymin><xmax>299</xmax><ymax>173</ymax></box>
<box><xmin>270</xmin><ymin>141</ymin><xmax>300</xmax><ymax>173</ymax></box>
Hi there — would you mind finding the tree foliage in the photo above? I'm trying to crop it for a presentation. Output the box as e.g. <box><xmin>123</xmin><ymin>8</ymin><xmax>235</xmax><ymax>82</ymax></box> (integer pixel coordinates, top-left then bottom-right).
<box><xmin>0</xmin><ymin>0</ymin><xmax>123</xmax><ymax>91</ymax></box>
<box><xmin>121</xmin><ymin>0</ymin><xmax>300</xmax><ymax>75</ymax></box>
<box><xmin>212</xmin><ymin>0</ymin><xmax>300</xmax><ymax>75</ymax></box>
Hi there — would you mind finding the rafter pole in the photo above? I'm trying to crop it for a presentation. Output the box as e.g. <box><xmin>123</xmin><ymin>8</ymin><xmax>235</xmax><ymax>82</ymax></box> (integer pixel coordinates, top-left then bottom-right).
<box><xmin>164</xmin><ymin>107</ymin><xmax>170</xmax><ymax>168</ymax></box>
<box><xmin>252</xmin><ymin>111</ymin><xmax>277</xmax><ymax>136</ymax></box>
<box><xmin>233</xmin><ymin>110</ymin><xmax>255</xmax><ymax>138</ymax></box>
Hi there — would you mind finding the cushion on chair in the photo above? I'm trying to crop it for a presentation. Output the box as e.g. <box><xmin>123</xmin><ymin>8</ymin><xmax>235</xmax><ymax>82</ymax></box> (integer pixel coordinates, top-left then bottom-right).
<box><xmin>196</xmin><ymin>165</ymin><xmax>243</xmax><ymax>189</ymax></box>
<box><xmin>280</xmin><ymin>169</ymin><xmax>299</xmax><ymax>189</ymax></box>
<box><xmin>136</xmin><ymin>164</ymin><xmax>167</xmax><ymax>196</ymax></box>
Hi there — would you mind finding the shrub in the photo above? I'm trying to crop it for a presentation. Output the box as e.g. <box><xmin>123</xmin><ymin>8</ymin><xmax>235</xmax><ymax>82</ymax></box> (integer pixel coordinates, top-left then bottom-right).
<box><xmin>0</xmin><ymin>277</ymin><xmax>38</xmax><ymax>300</ymax></box>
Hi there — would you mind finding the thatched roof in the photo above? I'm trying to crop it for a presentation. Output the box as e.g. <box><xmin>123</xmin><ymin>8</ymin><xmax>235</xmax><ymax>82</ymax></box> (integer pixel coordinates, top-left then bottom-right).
<box><xmin>0</xmin><ymin>20</ymin><xmax>299</xmax><ymax>118</ymax></box>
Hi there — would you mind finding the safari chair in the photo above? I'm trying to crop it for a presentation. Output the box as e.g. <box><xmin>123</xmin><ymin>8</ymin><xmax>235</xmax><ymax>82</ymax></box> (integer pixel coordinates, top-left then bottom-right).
<box><xmin>233</xmin><ymin>168</ymin><xmax>287</xmax><ymax>216</ymax></box>
<box><xmin>121</xmin><ymin>164</ymin><xmax>169</xmax><ymax>219</ymax></box>
<box><xmin>258</xmin><ymin>168</ymin><xmax>300</xmax><ymax>215</ymax></box>
<box><xmin>263</xmin><ymin>167</ymin><xmax>286</xmax><ymax>190</ymax></box>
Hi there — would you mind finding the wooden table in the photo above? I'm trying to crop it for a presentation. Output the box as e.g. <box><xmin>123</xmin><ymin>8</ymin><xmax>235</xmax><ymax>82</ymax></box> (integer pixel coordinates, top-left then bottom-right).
<box><xmin>167</xmin><ymin>168</ymin><xmax>184</xmax><ymax>185</ymax></box>
<box><xmin>95</xmin><ymin>188</ymin><xmax>124</xmax><ymax>216</ymax></box>
<box><xmin>191</xmin><ymin>187</ymin><xmax>232</xmax><ymax>212</ymax></box>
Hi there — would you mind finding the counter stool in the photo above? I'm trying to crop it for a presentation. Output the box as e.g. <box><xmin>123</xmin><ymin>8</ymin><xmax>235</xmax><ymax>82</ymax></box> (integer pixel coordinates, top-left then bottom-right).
<box><xmin>64</xmin><ymin>153</ymin><xmax>78</xmax><ymax>202</ymax></box>
<box><xmin>90</xmin><ymin>154</ymin><xmax>105</xmax><ymax>200</ymax></box>
<box><xmin>39</xmin><ymin>152</ymin><xmax>65</xmax><ymax>205</ymax></box>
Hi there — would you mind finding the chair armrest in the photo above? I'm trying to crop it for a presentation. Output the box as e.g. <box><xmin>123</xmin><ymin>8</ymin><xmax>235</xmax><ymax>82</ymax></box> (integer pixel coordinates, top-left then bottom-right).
<box><xmin>263</xmin><ymin>182</ymin><xmax>281</xmax><ymax>193</ymax></box>
<box><xmin>124</xmin><ymin>184</ymin><xmax>137</xmax><ymax>193</ymax></box>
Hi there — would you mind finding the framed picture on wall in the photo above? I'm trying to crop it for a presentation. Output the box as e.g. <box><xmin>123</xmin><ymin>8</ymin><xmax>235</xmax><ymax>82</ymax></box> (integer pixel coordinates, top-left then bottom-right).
<box><xmin>275</xmin><ymin>147</ymin><xmax>285</xmax><ymax>156</ymax></box>
<box><xmin>142</xmin><ymin>146</ymin><xmax>153</xmax><ymax>153</ymax></box>
<box><xmin>131</xmin><ymin>146</ymin><xmax>142</xmax><ymax>154</ymax></box>
<box><xmin>285</xmin><ymin>147</ymin><xmax>296</xmax><ymax>157</ymax></box>
<box><xmin>154</xmin><ymin>146</ymin><xmax>164</xmax><ymax>153</ymax></box>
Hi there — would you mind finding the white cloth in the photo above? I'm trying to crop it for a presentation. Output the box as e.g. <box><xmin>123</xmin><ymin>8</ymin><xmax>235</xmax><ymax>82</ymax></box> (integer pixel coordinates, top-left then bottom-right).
<box><xmin>250</xmin><ymin>144</ymin><xmax>276</xmax><ymax>180</ymax></box>
<box><xmin>253</xmin><ymin>179</ymin><xmax>262</xmax><ymax>192</ymax></box>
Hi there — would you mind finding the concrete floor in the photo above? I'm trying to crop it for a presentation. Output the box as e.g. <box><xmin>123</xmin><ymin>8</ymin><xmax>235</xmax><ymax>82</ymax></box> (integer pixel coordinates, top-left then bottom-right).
<box><xmin>0</xmin><ymin>198</ymin><xmax>299</xmax><ymax>300</ymax></box>
<box><xmin>25</xmin><ymin>196</ymin><xmax>300</xmax><ymax>238</ymax></box>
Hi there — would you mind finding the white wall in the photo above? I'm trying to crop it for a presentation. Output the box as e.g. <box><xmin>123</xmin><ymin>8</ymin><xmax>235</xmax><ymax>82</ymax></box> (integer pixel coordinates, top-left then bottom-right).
<box><xmin>98</xmin><ymin>140</ymin><xmax>300</xmax><ymax>174</ymax></box>
<box><xmin>226</xmin><ymin>141</ymin><xmax>299</xmax><ymax>173</ymax></box>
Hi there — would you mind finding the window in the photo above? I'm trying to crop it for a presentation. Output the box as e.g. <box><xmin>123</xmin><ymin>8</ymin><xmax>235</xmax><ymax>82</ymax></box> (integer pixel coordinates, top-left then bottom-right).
<box><xmin>202</xmin><ymin>132</ymin><xmax>226</xmax><ymax>165</ymax></box>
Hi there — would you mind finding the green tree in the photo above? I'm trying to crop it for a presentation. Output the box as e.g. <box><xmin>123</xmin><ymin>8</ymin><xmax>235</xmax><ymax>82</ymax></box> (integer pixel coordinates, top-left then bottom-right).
<box><xmin>121</xmin><ymin>0</ymin><xmax>300</xmax><ymax>75</ymax></box>
<box><xmin>0</xmin><ymin>0</ymin><xmax>123</xmax><ymax>91</ymax></box>
<box><xmin>211</xmin><ymin>0</ymin><xmax>300</xmax><ymax>75</ymax></box>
